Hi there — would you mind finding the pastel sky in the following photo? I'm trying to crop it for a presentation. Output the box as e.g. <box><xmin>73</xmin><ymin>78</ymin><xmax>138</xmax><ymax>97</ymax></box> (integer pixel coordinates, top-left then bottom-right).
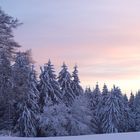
<box><xmin>1</xmin><ymin>0</ymin><xmax>140</xmax><ymax>95</ymax></box>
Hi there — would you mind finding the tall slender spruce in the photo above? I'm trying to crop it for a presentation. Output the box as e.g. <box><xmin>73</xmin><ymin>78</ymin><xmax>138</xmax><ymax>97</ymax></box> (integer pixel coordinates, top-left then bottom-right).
<box><xmin>38</xmin><ymin>60</ymin><xmax>62</xmax><ymax>112</ymax></box>
<box><xmin>89</xmin><ymin>83</ymin><xmax>101</xmax><ymax>133</ymax></box>
<box><xmin>12</xmin><ymin>51</ymin><xmax>40</xmax><ymax>137</ymax></box>
<box><xmin>71</xmin><ymin>65</ymin><xmax>83</xmax><ymax>96</ymax></box>
<box><xmin>58</xmin><ymin>63</ymin><xmax>75</xmax><ymax>106</ymax></box>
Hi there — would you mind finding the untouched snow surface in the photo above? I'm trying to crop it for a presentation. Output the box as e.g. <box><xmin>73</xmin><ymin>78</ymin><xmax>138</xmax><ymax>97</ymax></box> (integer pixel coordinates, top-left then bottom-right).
<box><xmin>0</xmin><ymin>132</ymin><xmax>140</xmax><ymax>140</ymax></box>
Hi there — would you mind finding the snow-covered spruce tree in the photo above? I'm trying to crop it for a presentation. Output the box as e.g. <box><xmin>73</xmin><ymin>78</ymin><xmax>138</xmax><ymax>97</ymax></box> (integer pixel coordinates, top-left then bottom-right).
<box><xmin>101</xmin><ymin>89</ymin><xmax>120</xmax><ymax>133</ymax></box>
<box><xmin>38</xmin><ymin>60</ymin><xmax>62</xmax><ymax>112</ymax></box>
<box><xmin>99</xmin><ymin>84</ymin><xmax>109</xmax><ymax>109</ymax></box>
<box><xmin>71</xmin><ymin>65</ymin><xmax>83</xmax><ymax>97</ymax></box>
<box><xmin>101</xmin><ymin>84</ymin><xmax>109</xmax><ymax>106</ymax></box>
<box><xmin>101</xmin><ymin>86</ymin><xmax>126</xmax><ymax>133</ymax></box>
<box><xmin>128</xmin><ymin>92</ymin><xmax>136</xmax><ymax>131</ymax></box>
<box><xmin>112</xmin><ymin>86</ymin><xmax>130</xmax><ymax>132</ymax></box>
<box><xmin>99</xmin><ymin>84</ymin><xmax>109</xmax><ymax>133</ymax></box>
<box><xmin>0</xmin><ymin>50</ymin><xmax>14</xmax><ymax>132</ymax></box>
<box><xmin>0</xmin><ymin>8</ymin><xmax>20</xmax><ymax>132</ymax></box>
<box><xmin>58</xmin><ymin>63</ymin><xmax>75</xmax><ymax>106</ymax></box>
<box><xmin>12</xmin><ymin>51</ymin><xmax>40</xmax><ymax>137</ymax></box>
<box><xmin>85</xmin><ymin>87</ymin><xmax>92</xmax><ymax>96</ymax></box>
<box><xmin>129</xmin><ymin>92</ymin><xmax>135</xmax><ymax>112</ymax></box>
<box><xmin>122</xmin><ymin>94</ymin><xmax>135</xmax><ymax>132</ymax></box>
<box><xmin>88</xmin><ymin>83</ymin><xmax>101</xmax><ymax>133</ymax></box>
<box><xmin>134</xmin><ymin>91</ymin><xmax>140</xmax><ymax>131</ymax></box>
<box><xmin>91</xmin><ymin>83</ymin><xmax>101</xmax><ymax>111</ymax></box>
<box><xmin>85</xmin><ymin>87</ymin><xmax>92</xmax><ymax>104</ymax></box>
<box><xmin>93</xmin><ymin>83</ymin><xmax>102</xmax><ymax>133</ymax></box>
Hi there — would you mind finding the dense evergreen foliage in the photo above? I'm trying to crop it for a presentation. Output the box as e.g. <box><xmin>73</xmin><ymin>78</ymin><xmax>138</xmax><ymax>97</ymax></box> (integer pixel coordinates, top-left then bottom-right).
<box><xmin>1</xmin><ymin>7</ymin><xmax>140</xmax><ymax>137</ymax></box>
<box><xmin>38</xmin><ymin>60</ymin><xmax>62</xmax><ymax>112</ymax></box>
<box><xmin>58</xmin><ymin>63</ymin><xmax>75</xmax><ymax>106</ymax></box>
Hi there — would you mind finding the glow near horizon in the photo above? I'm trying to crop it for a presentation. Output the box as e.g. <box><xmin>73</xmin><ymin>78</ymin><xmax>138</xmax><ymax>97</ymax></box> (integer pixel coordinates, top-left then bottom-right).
<box><xmin>1</xmin><ymin>0</ymin><xmax>140</xmax><ymax>95</ymax></box>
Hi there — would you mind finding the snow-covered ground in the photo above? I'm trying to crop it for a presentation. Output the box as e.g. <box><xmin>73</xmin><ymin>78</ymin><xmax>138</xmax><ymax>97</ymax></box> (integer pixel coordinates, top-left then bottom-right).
<box><xmin>0</xmin><ymin>132</ymin><xmax>140</xmax><ymax>140</ymax></box>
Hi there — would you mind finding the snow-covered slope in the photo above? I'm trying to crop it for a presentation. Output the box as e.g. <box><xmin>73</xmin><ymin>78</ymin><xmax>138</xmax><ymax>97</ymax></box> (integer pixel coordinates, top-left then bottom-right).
<box><xmin>0</xmin><ymin>132</ymin><xmax>140</xmax><ymax>140</ymax></box>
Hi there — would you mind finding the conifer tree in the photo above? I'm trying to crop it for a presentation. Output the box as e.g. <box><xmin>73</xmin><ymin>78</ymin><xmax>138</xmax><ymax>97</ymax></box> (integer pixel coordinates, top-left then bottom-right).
<box><xmin>71</xmin><ymin>65</ymin><xmax>83</xmax><ymax>96</ymax></box>
<box><xmin>38</xmin><ymin>60</ymin><xmax>62</xmax><ymax>112</ymax></box>
<box><xmin>134</xmin><ymin>91</ymin><xmax>140</xmax><ymax>131</ymax></box>
<box><xmin>101</xmin><ymin>84</ymin><xmax>109</xmax><ymax>104</ymax></box>
<box><xmin>89</xmin><ymin>83</ymin><xmax>101</xmax><ymax>133</ymax></box>
<box><xmin>58</xmin><ymin>63</ymin><xmax>75</xmax><ymax>106</ymax></box>
<box><xmin>12</xmin><ymin>51</ymin><xmax>40</xmax><ymax>137</ymax></box>
<box><xmin>99</xmin><ymin>84</ymin><xmax>109</xmax><ymax>133</ymax></box>
<box><xmin>122</xmin><ymin>94</ymin><xmax>135</xmax><ymax>132</ymax></box>
<box><xmin>0</xmin><ymin>50</ymin><xmax>14</xmax><ymax>131</ymax></box>
<box><xmin>113</xmin><ymin>87</ymin><xmax>134</xmax><ymax>132</ymax></box>
<box><xmin>101</xmin><ymin>86</ymin><xmax>126</xmax><ymax>133</ymax></box>
<box><xmin>85</xmin><ymin>87</ymin><xmax>92</xmax><ymax>100</ymax></box>
<box><xmin>129</xmin><ymin>92</ymin><xmax>135</xmax><ymax>112</ymax></box>
<box><xmin>128</xmin><ymin>92</ymin><xmax>136</xmax><ymax>131</ymax></box>
<box><xmin>102</xmin><ymin>88</ymin><xmax>120</xmax><ymax>133</ymax></box>
<box><xmin>0</xmin><ymin>8</ymin><xmax>20</xmax><ymax>132</ymax></box>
